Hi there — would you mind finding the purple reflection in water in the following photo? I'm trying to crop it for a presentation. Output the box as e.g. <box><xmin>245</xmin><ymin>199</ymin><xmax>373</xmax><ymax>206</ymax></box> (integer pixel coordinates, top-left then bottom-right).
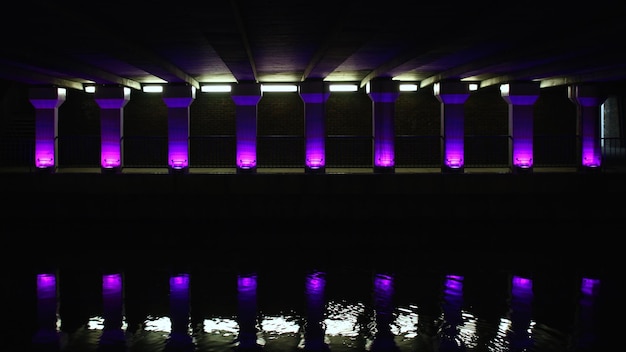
<box><xmin>571</xmin><ymin>277</ymin><xmax>601</xmax><ymax>350</ymax></box>
<box><xmin>237</xmin><ymin>273</ymin><xmax>262</xmax><ymax>350</ymax></box>
<box><xmin>100</xmin><ymin>273</ymin><xmax>125</xmax><ymax>346</ymax></box>
<box><xmin>302</xmin><ymin>271</ymin><xmax>329</xmax><ymax>352</ymax></box>
<box><xmin>33</xmin><ymin>272</ymin><xmax>60</xmax><ymax>345</ymax></box>
<box><xmin>509</xmin><ymin>275</ymin><xmax>534</xmax><ymax>351</ymax></box>
<box><xmin>368</xmin><ymin>273</ymin><xmax>398</xmax><ymax>352</ymax></box>
<box><xmin>168</xmin><ymin>273</ymin><xmax>194</xmax><ymax>348</ymax></box>
<box><xmin>440</xmin><ymin>274</ymin><xmax>465</xmax><ymax>350</ymax></box>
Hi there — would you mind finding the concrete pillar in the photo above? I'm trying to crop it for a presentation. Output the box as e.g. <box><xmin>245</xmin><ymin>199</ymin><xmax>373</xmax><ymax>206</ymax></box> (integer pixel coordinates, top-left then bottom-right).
<box><xmin>231</xmin><ymin>82</ymin><xmax>262</xmax><ymax>174</ymax></box>
<box><xmin>434</xmin><ymin>81</ymin><xmax>470</xmax><ymax>173</ymax></box>
<box><xmin>299</xmin><ymin>80</ymin><xmax>330</xmax><ymax>174</ymax></box>
<box><xmin>94</xmin><ymin>86</ymin><xmax>130</xmax><ymax>173</ymax></box>
<box><xmin>163</xmin><ymin>85</ymin><xmax>196</xmax><ymax>174</ymax></box>
<box><xmin>568</xmin><ymin>85</ymin><xmax>606</xmax><ymax>171</ymax></box>
<box><xmin>500</xmin><ymin>82</ymin><xmax>540</xmax><ymax>173</ymax></box>
<box><xmin>367</xmin><ymin>78</ymin><xmax>399</xmax><ymax>174</ymax></box>
<box><xmin>28</xmin><ymin>87</ymin><xmax>66</xmax><ymax>172</ymax></box>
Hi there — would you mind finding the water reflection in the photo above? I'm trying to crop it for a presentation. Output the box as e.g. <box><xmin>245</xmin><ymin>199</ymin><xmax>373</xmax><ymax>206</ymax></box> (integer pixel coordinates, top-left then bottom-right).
<box><xmin>26</xmin><ymin>267</ymin><xmax>607</xmax><ymax>352</ymax></box>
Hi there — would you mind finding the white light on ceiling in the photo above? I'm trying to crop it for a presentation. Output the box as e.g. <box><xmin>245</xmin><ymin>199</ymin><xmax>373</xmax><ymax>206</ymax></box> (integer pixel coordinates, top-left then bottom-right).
<box><xmin>201</xmin><ymin>84</ymin><xmax>232</xmax><ymax>93</ymax></box>
<box><xmin>329</xmin><ymin>84</ymin><xmax>357</xmax><ymax>92</ymax></box>
<box><xmin>261</xmin><ymin>84</ymin><xmax>298</xmax><ymax>92</ymax></box>
<box><xmin>399</xmin><ymin>84</ymin><xmax>418</xmax><ymax>92</ymax></box>
<box><xmin>142</xmin><ymin>85</ymin><xmax>163</xmax><ymax>93</ymax></box>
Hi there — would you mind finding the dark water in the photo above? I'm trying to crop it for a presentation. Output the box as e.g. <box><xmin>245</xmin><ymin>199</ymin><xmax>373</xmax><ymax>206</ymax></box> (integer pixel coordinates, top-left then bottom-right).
<box><xmin>4</xmin><ymin>248</ymin><xmax>620</xmax><ymax>352</ymax></box>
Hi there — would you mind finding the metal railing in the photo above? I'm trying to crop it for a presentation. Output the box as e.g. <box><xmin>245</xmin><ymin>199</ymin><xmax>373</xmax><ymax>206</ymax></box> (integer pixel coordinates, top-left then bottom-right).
<box><xmin>2</xmin><ymin>134</ymin><xmax>625</xmax><ymax>172</ymax></box>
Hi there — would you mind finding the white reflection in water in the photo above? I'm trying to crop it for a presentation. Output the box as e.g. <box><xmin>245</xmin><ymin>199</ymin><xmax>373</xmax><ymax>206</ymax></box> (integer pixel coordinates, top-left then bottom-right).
<box><xmin>325</xmin><ymin>301</ymin><xmax>365</xmax><ymax>337</ymax></box>
<box><xmin>83</xmin><ymin>300</ymin><xmax>435</xmax><ymax>341</ymax></box>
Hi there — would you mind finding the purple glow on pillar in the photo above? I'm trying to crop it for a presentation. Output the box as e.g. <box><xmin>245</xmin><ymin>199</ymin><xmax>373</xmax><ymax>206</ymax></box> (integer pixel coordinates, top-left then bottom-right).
<box><xmin>580</xmin><ymin>104</ymin><xmax>602</xmax><ymax>168</ymax></box>
<box><xmin>442</xmin><ymin>104</ymin><xmax>465</xmax><ymax>169</ymax></box>
<box><xmin>303</xmin><ymin>100</ymin><xmax>327</xmax><ymax>169</ymax></box>
<box><xmin>235</xmin><ymin>105</ymin><xmax>258</xmax><ymax>169</ymax></box>
<box><xmin>30</xmin><ymin>88</ymin><xmax>65</xmax><ymax>170</ymax></box>
<box><xmin>95</xmin><ymin>87</ymin><xmax>130</xmax><ymax>170</ymax></box>
<box><xmin>167</xmin><ymin>108</ymin><xmax>190</xmax><ymax>169</ymax></box>
<box><xmin>100</xmin><ymin>109</ymin><xmax>122</xmax><ymax>169</ymax></box>
<box><xmin>510</xmin><ymin>104</ymin><xmax>535</xmax><ymax>168</ymax></box>
<box><xmin>369</xmin><ymin>91</ymin><xmax>398</xmax><ymax>169</ymax></box>
<box><xmin>237</xmin><ymin>273</ymin><xmax>259</xmax><ymax>349</ymax></box>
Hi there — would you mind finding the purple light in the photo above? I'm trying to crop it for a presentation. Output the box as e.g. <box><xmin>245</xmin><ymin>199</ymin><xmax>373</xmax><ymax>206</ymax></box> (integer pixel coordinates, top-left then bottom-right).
<box><xmin>304</xmin><ymin>271</ymin><xmax>328</xmax><ymax>351</ymax></box>
<box><xmin>95</xmin><ymin>87</ymin><xmax>130</xmax><ymax>170</ymax></box>
<box><xmin>102</xmin><ymin>273</ymin><xmax>124</xmax><ymax>336</ymax></box>
<box><xmin>569</xmin><ymin>85</ymin><xmax>604</xmax><ymax>168</ymax></box>
<box><xmin>580</xmin><ymin>277</ymin><xmax>600</xmax><ymax>296</ymax></box>
<box><xmin>237</xmin><ymin>273</ymin><xmax>259</xmax><ymax>349</ymax></box>
<box><xmin>511</xmin><ymin>275</ymin><xmax>533</xmax><ymax>295</ymax></box>
<box><xmin>232</xmin><ymin>99</ymin><xmax>261</xmax><ymax>170</ymax></box>
<box><xmin>99</xmin><ymin>109</ymin><xmax>122</xmax><ymax>169</ymax></box>
<box><xmin>368</xmin><ymin>82</ymin><xmax>399</xmax><ymax>170</ymax></box>
<box><xmin>166</xmin><ymin>107</ymin><xmax>191</xmax><ymax>170</ymax></box>
<box><xmin>300</xmin><ymin>82</ymin><xmax>330</xmax><ymax>172</ymax></box>
<box><xmin>169</xmin><ymin>273</ymin><xmax>192</xmax><ymax>346</ymax></box>
<box><xmin>30</xmin><ymin>88</ymin><xmax>66</xmax><ymax>170</ymax></box>
<box><xmin>34</xmin><ymin>272</ymin><xmax>59</xmax><ymax>344</ymax></box>
<box><xmin>434</xmin><ymin>82</ymin><xmax>469</xmax><ymax>171</ymax></box>
<box><xmin>163</xmin><ymin>87</ymin><xmax>195</xmax><ymax>171</ymax></box>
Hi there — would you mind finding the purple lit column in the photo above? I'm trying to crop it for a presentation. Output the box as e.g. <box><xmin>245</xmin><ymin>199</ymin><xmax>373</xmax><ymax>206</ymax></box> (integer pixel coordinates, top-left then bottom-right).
<box><xmin>95</xmin><ymin>86</ymin><xmax>130</xmax><ymax>173</ymax></box>
<box><xmin>163</xmin><ymin>85</ymin><xmax>196</xmax><ymax>174</ymax></box>
<box><xmin>231</xmin><ymin>82</ymin><xmax>262</xmax><ymax>174</ymax></box>
<box><xmin>434</xmin><ymin>81</ymin><xmax>470</xmax><ymax>173</ymax></box>
<box><xmin>236</xmin><ymin>273</ymin><xmax>262</xmax><ymax>350</ymax></box>
<box><xmin>500</xmin><ymin>82</ymin><xmax>540</xmax><ymax>173</ymax></box>
<box><xmin>32</xmin><ymin>272</ymin><xmax>60</xmax><ymax>346</ymax></box>
<box><xmin>168</xmin><ymin>273</ymin><xmax>194</xmax><ymax>348</ymax></box>
<box><xmin>299</xmin><ymin>80</ymin><xmax>330</xmax><ymax>173</ymax></box>
<box><xmin>302</xmin><ymin>270</ymin><xmax>329</xmax><ymax>352</ymax></box>
<box><xmin>29</xmin><ymin>87</ymin><xmax>66</xmax><ymax>172</ymax></box>
<box><xmin>568</xmin><ymin>85</ymin><xmax>605</xmax><ymax>171</ymax></box>
<box><xmin>367</xmin><ymin>78</ymin><xmax>399</xmax><ymax>173</ymax></box>
<box><xmin>100</xmin><ymin>273</ymin><xmax>125</xmax><ymax>346</ymax></box>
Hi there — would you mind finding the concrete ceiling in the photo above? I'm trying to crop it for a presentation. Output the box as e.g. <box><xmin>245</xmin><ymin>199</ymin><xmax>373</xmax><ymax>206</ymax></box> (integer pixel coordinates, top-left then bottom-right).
<box><xmin>2</xmin><ymin>0</ymin><xmax>625</xmax><ymax>92</ymax></box>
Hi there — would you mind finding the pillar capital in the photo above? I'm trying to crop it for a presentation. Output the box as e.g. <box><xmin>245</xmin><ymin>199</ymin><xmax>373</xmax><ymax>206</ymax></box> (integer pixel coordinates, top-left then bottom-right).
<box><xmin>367</xmin><ymin>78</ymin><xmax>400</xmax><ymax>103</ymax></box>
<box><xmin>568</xmin><ymin>84</ymin><xmax>607</xmax><ymax>107</ymax></box>
<box><xmin>28</xmin><ymin>87</ymin><xmax>66</xmax><ymax>109</ymax></box>
<box><xmin>95</xmin><ymin>85</ymin><xmax>131</xmax><ymax>109</ymax></box>
<box><xmin>231</xmin><ymin>82</ymin><xmax>262</xmax><ymax>105</ymax></box>
<box><xmin>163</xmin><ymin>84</ymin><xmax>196</xmax><ymax>108</ymax></box>
<box><xmin>500</xmin><ymin>81</ymin><xmax>540</xmax><ymax>105</ymax></box>
<box><xmin>433</xmin><ymin>81</ymin><xmax>470</xmax><ymax>104</ymax></box>
<box><xmin>299</xmin><ymin>80</ymin><xmax>330</xmax><ymax>104</ymax></box>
